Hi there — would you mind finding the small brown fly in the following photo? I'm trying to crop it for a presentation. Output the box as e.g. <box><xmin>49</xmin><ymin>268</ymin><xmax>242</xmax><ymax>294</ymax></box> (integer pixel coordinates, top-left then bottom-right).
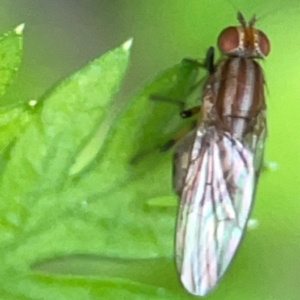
<box><xmin>173</xmin><ymin>12</ymin><xmax>270</xmax><ymax>296</ymax></box>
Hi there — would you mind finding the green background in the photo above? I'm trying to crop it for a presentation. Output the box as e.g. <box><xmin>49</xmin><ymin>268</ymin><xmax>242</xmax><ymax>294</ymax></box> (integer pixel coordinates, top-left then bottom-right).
<box><xmin>0</xmin><ymin>0</ymin><xmax>300</xmax><ymax>299</ymax></box>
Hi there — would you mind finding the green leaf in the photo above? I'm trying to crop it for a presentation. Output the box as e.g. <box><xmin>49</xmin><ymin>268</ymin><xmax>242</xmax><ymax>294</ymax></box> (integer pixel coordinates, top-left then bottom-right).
<box><xmin>0</xmin><ymin>24</ymin><xmax>24</xmax><ymax>98</ymax></box>
<box><xmin>0</xmin><ymin>38</ymin><xmax>132</xmax><ymax>246</ymax></box>
<box><xmin>0</xmin><ymin>37</ymin><xmax>204</xmax><ymax>300</ymax></box>
<box><xmin>74</xmin><ymin>59</ymin><xmax>201</xmax><ymax>196</ymax></box>
<box><xmin>0</xmin><ymin>104</ymin><xmax>33</xmax><ymax>151</ymax></box>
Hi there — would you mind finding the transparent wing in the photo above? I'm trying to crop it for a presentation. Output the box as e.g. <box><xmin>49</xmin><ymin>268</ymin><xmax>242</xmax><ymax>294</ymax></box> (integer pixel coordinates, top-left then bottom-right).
<box><xmin>175</xmin><ymin>126</ymin><xmax>255</xmax><ymax>296</ymax></box>
<box><xmin>244</xmin><ymin>110</ymin><xmax>267</xmax><ymax>181</ymax></box>
<box><xmin>173</xmin><ymin>129</ymin><xmax>196</xmax><ymax>196</ymax></box>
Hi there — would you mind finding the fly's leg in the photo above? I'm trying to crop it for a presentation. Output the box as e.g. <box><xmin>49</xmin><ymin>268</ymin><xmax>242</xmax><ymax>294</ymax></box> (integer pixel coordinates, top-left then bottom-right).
<box><xmin>153</xmin><ymin>63</ymin><xmax>212</xmax><ymax>191</ymax></box>
<box><xmin>148</xmin><ymin>98</ymin><xmax>200</xmax><ymax>152</ymax></box>
<box><xmin>130</xmin><ymin>121</ymin><xmax>196</xmax><ymax>164</ymax></box>
<box><xmin>158</xmin><ymin>45</ymin><xmax>215</xmax><ymax>151</ymax></box>
<box><xmin>150</xmin><ymin>94</ymin><xmax>201</xmax><ymax>124</ymax></box>
<box><xmin>159</xmin><ymin>99</ymin><xmax>202</xmax><ymax>152</ymax></box>
<box><xmin>184</xmin><ymin>46</ymin><xmax>215</xmax><ymax>75</ymax></box>
<box><xmin>131</xmin><ymin>48</ymin><xmax>215</xmax><ymax>164</ymax></box>
<box><xmin>160</xmin><ymin>120</ymin><xmax>197</xmax><ymax>151</ymax></box>
<box><xmin>150</xmin><ymin>46</ymin><xmax>215</xmax><ymax>118</ymax></box>
<box><xmin>180</xmin><ymin>106</ymin><xmax>201</xmax><ymax>118</ymax></box>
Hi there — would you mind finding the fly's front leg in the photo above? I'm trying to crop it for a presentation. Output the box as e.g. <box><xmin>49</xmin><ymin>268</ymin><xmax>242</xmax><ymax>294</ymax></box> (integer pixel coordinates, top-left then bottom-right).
<box><xmin>179</xmin><ymin>47</ymin><xmax>215</xmax><ymax>118</ymax></box>
<box><xmin>184</xmin><ymin>46</ymin><xmax>215</xmax><ymax>75</ymax></box>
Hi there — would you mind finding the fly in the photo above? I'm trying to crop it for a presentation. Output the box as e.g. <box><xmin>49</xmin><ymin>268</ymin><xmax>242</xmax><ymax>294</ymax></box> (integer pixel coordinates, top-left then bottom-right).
<box><xmin>173</xmin><ymin>12</ymin><xmax>270</xmax><ymax>296</ymax></box>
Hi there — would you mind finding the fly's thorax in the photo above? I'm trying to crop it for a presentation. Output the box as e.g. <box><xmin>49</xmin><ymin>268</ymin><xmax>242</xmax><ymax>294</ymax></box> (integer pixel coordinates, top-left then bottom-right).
<box><xmin>206</xmin><ymin>56</ymin><xmax>266</xmax><ymax>139</ymax></box>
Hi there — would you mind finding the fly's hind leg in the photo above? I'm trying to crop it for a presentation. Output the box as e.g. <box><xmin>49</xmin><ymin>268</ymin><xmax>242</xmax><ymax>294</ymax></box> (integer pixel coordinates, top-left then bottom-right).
<box><xmin>130</xmin><ymin>120</ymin><xmax>197</xmax><ymax>165</ymax></box>
<box><xmin>160</xmin><ymin>120</ymin><xmax>197</xmax><ymax>152</ymax></box>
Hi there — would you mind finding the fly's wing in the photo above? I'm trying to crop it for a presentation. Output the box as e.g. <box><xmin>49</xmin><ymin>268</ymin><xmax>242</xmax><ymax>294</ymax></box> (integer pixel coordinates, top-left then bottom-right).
<box><xmin>173</xmin><ymin>129</ymin><xmax>196</xmax><ymax>196</ymax></box>
<box><xmin>244</xmin><ymin>109</ymin><xmax>267</xmax><ymax>181</ymax></box>
<box><xmin>253</xmin><ymin>113</ymin><xmax>267</xmax><ymax>179</ymax></box>
<box><xmin>175</xmin><ymin>127</ymin><xmax>255</xmax><ymax>296</ymax></box>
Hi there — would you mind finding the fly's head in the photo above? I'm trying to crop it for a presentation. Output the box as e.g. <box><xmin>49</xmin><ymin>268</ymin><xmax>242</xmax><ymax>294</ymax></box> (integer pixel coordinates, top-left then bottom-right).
<box><xmin>217</xmin><ymin>12</ymin><xmax>270</xmax><ymax>58</ymax></box>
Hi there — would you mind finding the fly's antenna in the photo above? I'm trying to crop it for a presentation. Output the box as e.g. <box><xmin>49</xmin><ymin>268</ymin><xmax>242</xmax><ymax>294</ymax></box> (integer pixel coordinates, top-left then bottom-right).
<box><xmin>249</xmin><ymin>15</ymin><xmax>257</xmax><ymax>27</ymax></box>
<box><xmin>237</xmin><ymin>11</ymin><xmax>247</xmax><ymax>27</ymax></box>
<box><xmin>237</xmin><ymin>12</ymin><xmax>257</xmax><ymax>28</ymax></box>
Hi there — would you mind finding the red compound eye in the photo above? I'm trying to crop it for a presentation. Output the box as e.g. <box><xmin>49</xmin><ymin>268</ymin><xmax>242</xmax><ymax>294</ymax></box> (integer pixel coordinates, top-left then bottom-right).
<box><xmin>217</xmin><ymin>26</ymin><xmax>239</xmax><ymax>54</ymax></box>
<box><xmin>257</xmin><ymin>30</ymin><xmax>270</xmax><ymax>57</ymax></box>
